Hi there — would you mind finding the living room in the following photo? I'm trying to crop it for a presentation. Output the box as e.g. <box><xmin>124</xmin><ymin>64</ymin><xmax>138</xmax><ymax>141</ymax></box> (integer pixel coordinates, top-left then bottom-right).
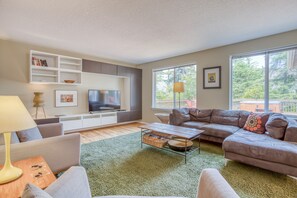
<box><xmin>0</xmin><ymin>1</ymin><xmax>297</xmax><ymax>198</ymax></box>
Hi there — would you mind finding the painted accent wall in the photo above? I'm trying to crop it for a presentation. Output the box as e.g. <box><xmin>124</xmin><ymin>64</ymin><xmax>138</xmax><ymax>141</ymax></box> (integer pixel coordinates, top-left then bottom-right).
<box><xmin>0</xmin><ymin>39</ymin><xmax>135</xmax><ymax>118</ymax></box>
<box><xmin>138</xmin><ymin>30</ymin><xmax>297</xmax><ymax>123</ymax></box>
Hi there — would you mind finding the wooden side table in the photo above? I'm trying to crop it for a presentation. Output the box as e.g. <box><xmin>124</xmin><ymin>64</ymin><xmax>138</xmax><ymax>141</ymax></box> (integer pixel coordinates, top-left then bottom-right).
<box><xmin>0</xmin><ymin>156</ymin><xmax>56</xmax><ymax>198</ymax></box>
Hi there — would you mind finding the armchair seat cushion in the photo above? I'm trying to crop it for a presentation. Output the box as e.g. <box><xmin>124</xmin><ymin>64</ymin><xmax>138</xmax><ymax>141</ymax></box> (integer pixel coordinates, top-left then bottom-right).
<box><xmin>223</xmin><ymin>129</ymin><xmax>297</xmax><ymax>168</ymax></box>
<box><xmin>201</xmin><ymin>124</ymin><xmax>240</xmax><ymax>139</ymax></box>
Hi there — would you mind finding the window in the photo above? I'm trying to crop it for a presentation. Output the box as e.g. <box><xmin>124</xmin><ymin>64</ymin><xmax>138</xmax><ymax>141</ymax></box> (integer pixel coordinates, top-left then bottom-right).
<box><xmin>231</xmin><ymin>47</ymin><xmax>297</xmax><ymax>116</ymax></box>
<box><xmin>153</xmin><ymin>64</ymin><xmax>197</xmax><ymax>109</ymax></box>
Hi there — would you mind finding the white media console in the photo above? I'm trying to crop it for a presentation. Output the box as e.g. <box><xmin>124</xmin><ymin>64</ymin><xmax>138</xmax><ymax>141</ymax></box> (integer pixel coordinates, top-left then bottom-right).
<box><xmin>59</xmin><ymin>112</ymin><xmax>117</xmax><ymax>133</ymax></box>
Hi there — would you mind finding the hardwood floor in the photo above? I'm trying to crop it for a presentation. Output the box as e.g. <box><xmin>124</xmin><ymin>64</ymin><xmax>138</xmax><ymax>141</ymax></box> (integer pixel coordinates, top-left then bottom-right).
<box><xmin>79</xmin><ymin>122</ymin><xmax>143</xmax><ymax>144</ymax></box>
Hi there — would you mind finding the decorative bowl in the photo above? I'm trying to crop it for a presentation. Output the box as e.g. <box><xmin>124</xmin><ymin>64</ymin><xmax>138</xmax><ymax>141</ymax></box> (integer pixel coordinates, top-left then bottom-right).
<box><xmin>168</xmin><ymin>138</ymin><xmax>193</xmax><ymax>152</ymax></box>
<box><xmin>64</xmin><ymin>80</ymin><xmax>75</xmax><ymax>83</ymax></box>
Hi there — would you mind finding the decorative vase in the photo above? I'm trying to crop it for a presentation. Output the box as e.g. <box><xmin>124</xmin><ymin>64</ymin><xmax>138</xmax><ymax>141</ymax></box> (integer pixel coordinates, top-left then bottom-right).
<box><xmin>33</xmin><ymin>92</ymin><xmax>44</xmax><ymax>107</ymax></box>
<box><xmin>33</xmin><ymin>92</ymin><xmax>46</xmax><ymax>119</ymax></box>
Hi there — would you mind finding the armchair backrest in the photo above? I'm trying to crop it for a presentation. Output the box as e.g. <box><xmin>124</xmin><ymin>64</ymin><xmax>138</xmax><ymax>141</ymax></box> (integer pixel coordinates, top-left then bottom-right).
<box><xmin>197</xmin><ymin>169</ymin><xmax>240</xmax><ymax>198</ymax></box>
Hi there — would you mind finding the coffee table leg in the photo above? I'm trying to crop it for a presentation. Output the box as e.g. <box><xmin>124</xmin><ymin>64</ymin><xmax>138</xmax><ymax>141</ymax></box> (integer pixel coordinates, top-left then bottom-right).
<box><xmin>141</xmin><ymin>129</ymin><xmax>143</xmax><ymax>148</ymax></box>
<box><xmin>185</xmin><ymin>139</ymin><xmax>187</xmax><ymax>164</ymax></box>
<box><xmin>198</xmin><ymin>137</ymin><xmax>200</xmax><ymax>154</ymax></box>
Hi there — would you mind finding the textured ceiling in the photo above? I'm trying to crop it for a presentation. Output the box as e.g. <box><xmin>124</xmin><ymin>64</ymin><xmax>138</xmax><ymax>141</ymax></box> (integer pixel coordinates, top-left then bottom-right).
<box><xmin>0</xmin><ymin>0</ymin><xmax>297</xmax><ymax>64</ymax></box>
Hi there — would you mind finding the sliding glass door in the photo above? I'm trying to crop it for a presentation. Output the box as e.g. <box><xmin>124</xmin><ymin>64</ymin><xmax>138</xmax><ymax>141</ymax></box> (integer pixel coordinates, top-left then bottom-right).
<box><xmin>231</xmin><ymin>47</ymin><xmax>297</xmax><ymax>116</ymax></box>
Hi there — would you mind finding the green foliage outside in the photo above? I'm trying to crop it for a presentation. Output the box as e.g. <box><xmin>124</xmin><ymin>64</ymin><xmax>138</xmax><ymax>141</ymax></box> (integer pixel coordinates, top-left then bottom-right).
<box><xmin>155</xmin><ymin>65</ymin><xmax>196</xmax><ymax>108</ymax></box>
<box><xmin>233</xmin><ymin>51</ymin><xmax>297</xmax><ymax>101</ymax></box>
<box><xmin>233</xmin><ymin>50</ymin><xmax>297</xmax><ymax>114</ymax></box>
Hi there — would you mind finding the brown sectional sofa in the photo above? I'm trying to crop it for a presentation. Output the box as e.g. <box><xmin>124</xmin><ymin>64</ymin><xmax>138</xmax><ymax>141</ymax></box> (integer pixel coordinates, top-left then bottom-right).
<box><xmin>169</xmin><ymin>108</ymin><xmax>297</xmax><ymax>177</ymax></box>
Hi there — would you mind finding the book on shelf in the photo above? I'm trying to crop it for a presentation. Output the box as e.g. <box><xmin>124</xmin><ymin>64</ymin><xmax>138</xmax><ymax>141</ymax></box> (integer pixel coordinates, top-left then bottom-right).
<box><xmin>32</xmin><ymin>57</ymin><xmax>48</xmax><ymax>67</ymax></box>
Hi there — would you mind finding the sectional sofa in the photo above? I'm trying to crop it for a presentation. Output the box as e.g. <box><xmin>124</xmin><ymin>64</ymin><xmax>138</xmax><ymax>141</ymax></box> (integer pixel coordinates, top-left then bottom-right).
<box><xmin>169</xmin><ymin>108</ymin><xmax>297</xmax><ymax>177</ymax></box>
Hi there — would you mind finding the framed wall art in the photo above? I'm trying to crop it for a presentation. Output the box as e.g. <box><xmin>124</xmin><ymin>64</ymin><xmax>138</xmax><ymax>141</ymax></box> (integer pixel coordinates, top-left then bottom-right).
<box><xmin>55</xmin><ymin>90</ymin><xmax>78</xmax><ymax>107</ymax></box>
<box><xmin>203</xmin><ymin>66</ymin><xmax>221</xmax><ymax>89</ymax></box>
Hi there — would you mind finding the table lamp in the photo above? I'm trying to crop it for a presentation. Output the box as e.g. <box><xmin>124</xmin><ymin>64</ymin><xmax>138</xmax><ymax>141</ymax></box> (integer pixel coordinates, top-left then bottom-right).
<box><xmin>173</xmin><ymin>82</ymin><xmax>184</xmax><ymax>109</ymax></box>
<box><xmin>0</xmin><ymin>96</ymin><xmax>36</xmax><ymax>184</ymax></box>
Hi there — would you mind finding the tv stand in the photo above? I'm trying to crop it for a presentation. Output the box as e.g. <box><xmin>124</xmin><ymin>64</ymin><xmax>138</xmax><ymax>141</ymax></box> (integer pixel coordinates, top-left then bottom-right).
<box><xmin>59</xmin><ymin>112</ymin><xmax>117</xmax><ymax>133</ymax></box>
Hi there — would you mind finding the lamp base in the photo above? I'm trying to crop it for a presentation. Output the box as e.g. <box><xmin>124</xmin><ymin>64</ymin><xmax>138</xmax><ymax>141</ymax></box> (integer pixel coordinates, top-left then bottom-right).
<box><xmin>0</xmin><ymin>164</ymin><xmax>23</xmax><ymax>184</ymax></box>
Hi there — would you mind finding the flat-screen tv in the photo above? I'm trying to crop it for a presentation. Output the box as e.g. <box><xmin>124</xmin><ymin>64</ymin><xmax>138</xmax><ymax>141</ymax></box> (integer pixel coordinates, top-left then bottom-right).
<box><xmin>88</xmin><ymin>90</ymin><xmax>121</xmax><ymax>112</ymax></box>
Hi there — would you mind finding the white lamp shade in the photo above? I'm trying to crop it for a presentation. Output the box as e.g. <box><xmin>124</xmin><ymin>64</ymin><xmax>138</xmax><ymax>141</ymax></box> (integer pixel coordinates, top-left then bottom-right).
<box><xmin>173</xmin><ymin>82</ymin><xmax>184</xmax><ymax>93</ymax></box>
<box><xmin>0</xmin><ymin>96</ymin><xmax>36</xmax><ymax>133</ymax></box>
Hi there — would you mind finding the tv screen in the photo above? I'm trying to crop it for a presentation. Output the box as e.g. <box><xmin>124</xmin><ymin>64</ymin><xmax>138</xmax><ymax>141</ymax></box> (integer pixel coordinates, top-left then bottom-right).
<box><xmin>88</xmin><ymin>90</ymin><xmax>121</xmax><ymax>112</ymax></box>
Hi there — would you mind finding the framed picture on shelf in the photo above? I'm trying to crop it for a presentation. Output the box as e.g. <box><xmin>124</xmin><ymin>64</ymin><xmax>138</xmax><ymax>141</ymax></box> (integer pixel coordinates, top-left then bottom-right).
<box><xmin>55</xmin><ymin>90</ymin><xmax>78</xmax><ymax>107</ymax></box>
<box><xmin>203</xmin><ymin>66</ymin><xmax>221</xmax><ymax>89</ymax></box>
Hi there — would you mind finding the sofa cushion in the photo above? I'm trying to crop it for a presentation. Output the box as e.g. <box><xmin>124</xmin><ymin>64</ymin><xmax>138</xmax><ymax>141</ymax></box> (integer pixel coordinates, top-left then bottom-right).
<box><xmin>284</xmin><ymin>119</ymin><xmax>297</xmax><ymax>143</ymax></box>
<box><xmin>22</xmin><ymin>183</ymin><xmax>53</xmax><ymax>198</ymax></box>
<box><xmin>189</xmin><ymin>109</ymin><xmax>212</xmax><ymax>122</ymax></box>
<box><xmin>243</xmin><ymin>113</ymin><xmax>269</xmax><ymax>134</ymax></box>
<box><xmin>0</xmin><ymin>132</ymin><xmax>20</xmax><ymax>145</ymax></box>
<box><xmin>17</xmin><ymin>127</ymin><xmax>43</xmax><ymax>142</ymax></box>
<box><xmin>170</xmin><ymin>108</ymin><xmax>190</xmax><ymax>125</ymax></box>
<box><xmin>201</xmin><ymin>123</ymin><xmax>240</xmax><ymax>139</ymax></box>
<box><xmin>210</xmin><ymin>109</ymin><xmax>240</xmax><ymax>127</ymax></box>
<box><xmin>223</xmin><ymin>129</ymin><xmax>297</xmax><ymax>168</ymax></box>
<box><xmin>181</xmin><ymin>121</ymin><xmax>209</xmax><ymax>129</ymax></box>
<box><xmin>238</xmin><ymin>111</ymin><xmax>251</xmax><ymax>128</ymax></box>
<box><xmin>265</xmin><ymin>113</ymin><xmax>288</xmax><ymax>139</ymax></box>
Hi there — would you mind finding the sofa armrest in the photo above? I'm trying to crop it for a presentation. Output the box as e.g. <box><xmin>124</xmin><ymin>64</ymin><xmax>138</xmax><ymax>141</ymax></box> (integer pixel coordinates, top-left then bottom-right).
<box><xmin>284</xmin><ymin>119</ymin><xmax>297</xmax><ymax>143</ymax></box>
<box><xmin>38</xmin><ymin>123</ymin><xmax>64</xmax><ymax>138</ymax></box>
<box><xmin>169</xmin><ymin>108</ymin><xmax>190</xmax><ymax>126</ymax></box>
<box><xmin>197</xmin><ymin>169</ymin><xmax>239</xmax><ymax>198</ymax></box>
<box><xmin>45</xmin><ymin>166</ymin><xmax>92</xmax><ymax>198</ymax></box>
<box><xmin>0</xmin><ymin>133</ymin><xmax>81</xmax><ymax>173</ymax></box>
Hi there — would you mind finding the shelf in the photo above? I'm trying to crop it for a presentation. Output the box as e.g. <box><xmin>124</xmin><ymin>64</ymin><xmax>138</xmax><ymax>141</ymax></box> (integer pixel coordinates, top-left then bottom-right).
<box><xmin>31</xmin><ymin>66</ymin><xmax>58</xmax><ymax>71</ymax></box>
<box><xmin>32</xmin><ymin>73</ymin><xmax>57</xmax><ymax>77</ymax></box>
<box><xmin>59</xmin><ymin>83</ymin><xmax>81</xmax><ymax>86</ymax></box>
<box><xmin>30</xmin><ymin>50</ymin><xmax>82</xmax><ymax>85</ymax></box>
<box><xmin>60</xmin><ymin>68</ymin><xmax>82</xmax><ymax>73</ymax></box>
<box><xmin>60</xmin><ymin>62</ymin><xmax>81</xmax><ymax>66</ymax></box>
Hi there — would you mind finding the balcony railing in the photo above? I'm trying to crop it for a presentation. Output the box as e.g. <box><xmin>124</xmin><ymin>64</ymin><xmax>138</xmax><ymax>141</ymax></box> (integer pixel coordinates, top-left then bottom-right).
<box><xmin>155</xmin><ymin>99</ymin><xmax>196</xmax><ymax>109</ymax></box>
<box><xmin>233</xmin><ymin>99</ymin><xmax>297</xmax><ymax>115</ymax></box>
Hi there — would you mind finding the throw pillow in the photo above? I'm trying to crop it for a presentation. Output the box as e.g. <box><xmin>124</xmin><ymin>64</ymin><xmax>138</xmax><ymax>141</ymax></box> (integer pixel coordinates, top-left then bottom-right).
<box><xmin>22</xmin><ymin>183</ymin><xmax>53</xmax><ymax>198</ymax></box>
<box><xmin>265</xmin><ymin>113</ymin><xmax>288</xmax><ymax>139</ymax></box>
<box><xmin>17</xmin><ymin>127</ymin><xmax>42</xmax><ymax>142</ymax></box>
<box><xmin>243</xmin><ymin>113</ymin><xmax>269</xmax><ymax>134</ymax></box>
<box><xmin>0</xmin><ymin>132</ymin><xmax>20</xmax><ymax>145</ymax></box>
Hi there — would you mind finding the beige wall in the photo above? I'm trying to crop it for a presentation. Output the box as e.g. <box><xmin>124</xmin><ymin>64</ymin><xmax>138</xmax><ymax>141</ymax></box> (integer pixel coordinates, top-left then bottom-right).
<box><xmin>0</xmin><ymin>39</ymin><xmax>135</xmax><ymax>118</ymax></box>
<box><xmin>139</xmin><ymin>30</ymin><xmax>297</xmax><ymax>123</ymax></box>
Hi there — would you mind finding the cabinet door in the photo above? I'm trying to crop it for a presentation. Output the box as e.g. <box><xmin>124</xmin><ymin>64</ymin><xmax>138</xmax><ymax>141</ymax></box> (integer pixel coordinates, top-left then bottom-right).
<box><xmin>117</xmin><ymin>111</ymin><xmax>131</xmax><ymax>123</ymax></box>
<box><xmin>82</xmin><ymin>60</ymin><xmax>101</xmax><ymax>73</ymax></box>
<box><xmin>130</xmin><ymin>68</ymin><xmax>142</xmax><ymax>111</ymax></box>
<box><xmin>101</xmin><ymin>63</ymin><xmax>118</xmax><ymax>75</ymax></box>
<box><xmin>130</xmin><ymin>110</ymin><xmax>142</xmax><ymax>120</ymax></box>
<box><xmin>117</xmin><ymin>66</ymin><xmax>130</xmax><ymax>77</ymax></box>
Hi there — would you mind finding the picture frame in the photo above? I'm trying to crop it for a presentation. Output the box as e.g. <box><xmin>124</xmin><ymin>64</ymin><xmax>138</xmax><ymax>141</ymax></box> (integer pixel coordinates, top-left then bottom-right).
<box><xmin>55</xmin><ymin>90</ymin><xmax>78</xmax><ymax>107</ymax></box>
<box><xmin>203</xmin><ymin>66</ymin><xmax>221</xmax><ymax>89</ymax></box>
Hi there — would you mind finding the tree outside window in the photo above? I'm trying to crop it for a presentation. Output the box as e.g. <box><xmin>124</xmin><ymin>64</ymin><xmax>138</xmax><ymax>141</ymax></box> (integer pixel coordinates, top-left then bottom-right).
<box><xmin>153</xmin><ymin>65</ymin><xmax>197</xmax><ymax>109</ymax></box>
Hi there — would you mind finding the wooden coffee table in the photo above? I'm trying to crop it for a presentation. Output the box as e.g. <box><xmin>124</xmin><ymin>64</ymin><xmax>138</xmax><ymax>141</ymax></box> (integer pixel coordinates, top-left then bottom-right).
<box><xmin>139</xmin><ymin>123</ymin><xmax>204</xmax><ymax>163</ymax></box>
<box><xmin>0</xmin><ymin>156</ymin><xmax>56</xmax><ymax>198</ymax></box>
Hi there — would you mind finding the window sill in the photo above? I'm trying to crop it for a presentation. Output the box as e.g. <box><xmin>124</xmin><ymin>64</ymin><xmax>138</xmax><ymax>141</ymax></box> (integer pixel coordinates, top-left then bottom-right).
<box><xmin>151</xmin><ymin>107</ymin><xmax>172</xmax><ymax>112</ymax></box>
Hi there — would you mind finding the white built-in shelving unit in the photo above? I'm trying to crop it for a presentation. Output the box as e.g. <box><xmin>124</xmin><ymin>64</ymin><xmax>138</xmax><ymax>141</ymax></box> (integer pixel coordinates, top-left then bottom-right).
<box><xmin>30</xmin><ymin>50</ymin><xmax>82</xmax><ymax>85</ymax></box>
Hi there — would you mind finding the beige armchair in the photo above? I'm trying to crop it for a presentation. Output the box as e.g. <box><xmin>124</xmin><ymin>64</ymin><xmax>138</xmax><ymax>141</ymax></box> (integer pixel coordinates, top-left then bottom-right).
<box><xmin>0</xmin><ymin>123</ymin><xmax>81</xmax><ymax>174</ymax></box>
<box><xmin>22</xmin><ymin>167</ymin><xmax>239</xmax><ymax>198</ymax></box>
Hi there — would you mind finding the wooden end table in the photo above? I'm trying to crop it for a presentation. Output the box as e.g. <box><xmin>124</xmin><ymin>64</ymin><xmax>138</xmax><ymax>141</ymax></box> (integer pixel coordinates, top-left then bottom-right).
<box><xmin>0</xmin><ymin>156</ymin><xmax>56</xmax><ymax>198</ymax></box>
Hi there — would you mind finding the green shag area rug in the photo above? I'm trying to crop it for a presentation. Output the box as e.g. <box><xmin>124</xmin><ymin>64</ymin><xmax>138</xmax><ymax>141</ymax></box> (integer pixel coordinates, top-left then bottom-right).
<box><xmin>81</xmin><ymin>132</ymin><xmax>297</xmax><ymax>198</ymax></box>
